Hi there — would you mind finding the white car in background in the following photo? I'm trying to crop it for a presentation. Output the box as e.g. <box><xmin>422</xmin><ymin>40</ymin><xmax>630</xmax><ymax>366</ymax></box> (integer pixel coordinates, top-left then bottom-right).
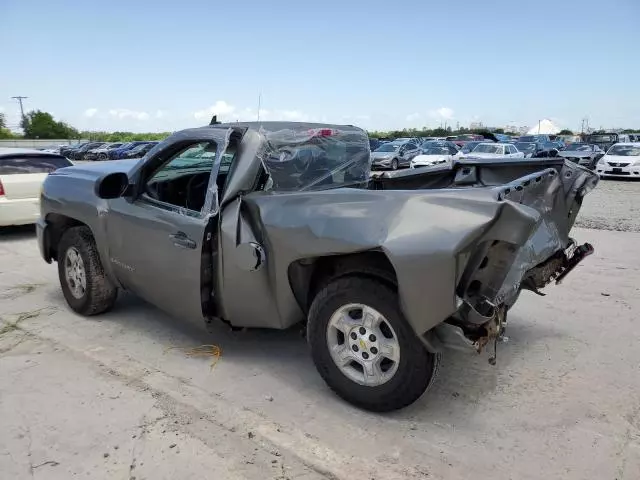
<box><xmin>0</xmin><ymin>148</ymin><xmax>74</xmax><ymax>227</ymax></box>
<box><xmin>410</xmin><ymin>144</ymin><xmax>458</xmax><ymax>168</ymax></box>
<box><xmin>463</xmin><ymin>142</ymin><xmax>525</xmax><ymax>159</ymax></box>
<box><xmin>596</xmin><ymin>143</ymin><xmax>640</xmax><ymax>179</ymax></box>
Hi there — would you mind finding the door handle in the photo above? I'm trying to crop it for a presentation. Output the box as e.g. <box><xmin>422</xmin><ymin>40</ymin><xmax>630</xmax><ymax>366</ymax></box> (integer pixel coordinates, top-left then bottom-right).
<box><xmin>169</xmin><ymin>232</ymin><xmax>197</xmax><ymax>249</ymax></box>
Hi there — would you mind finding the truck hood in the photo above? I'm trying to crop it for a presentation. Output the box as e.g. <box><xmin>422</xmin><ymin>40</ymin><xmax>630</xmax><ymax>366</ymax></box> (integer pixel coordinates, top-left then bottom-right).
<box><xmin>51</xmin><ymin>158</ymin><xmax>141</xmax><ymax>179</ymax></box>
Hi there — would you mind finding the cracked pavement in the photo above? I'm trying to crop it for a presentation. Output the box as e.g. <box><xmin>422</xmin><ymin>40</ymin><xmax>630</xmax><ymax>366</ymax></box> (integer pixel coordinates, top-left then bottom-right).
<box><xmin>1</xmin><ymin>223</ymin><xmax>639</xmax><ymax>479</ymax></box>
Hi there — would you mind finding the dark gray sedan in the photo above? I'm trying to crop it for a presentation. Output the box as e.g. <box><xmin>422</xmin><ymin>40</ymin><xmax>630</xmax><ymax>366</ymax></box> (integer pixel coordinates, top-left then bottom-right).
<box><xmin>558</xmin><ymin>143</ymin><xmax>605</xmax><ymax>169</ymax></box>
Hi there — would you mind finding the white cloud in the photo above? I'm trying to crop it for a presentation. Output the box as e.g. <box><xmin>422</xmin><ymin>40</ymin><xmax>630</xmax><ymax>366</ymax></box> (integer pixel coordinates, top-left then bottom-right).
<box><xmin>194</xmin><ymin>102</ymin><xmax>317</xmax><ymax>124</ymax></box>
<box><xmin>193</xmin><ymin>100</ymin><xmax>236</xmax><ymax>121</ymax></box>
<box><xmin>233</xmin><ymin>107</ymin><xmax>268</xmax><ymax>121</ymax></box>
<box><xmin>155</xmin><ymin>110</ymin><xmax>165</xmax><ymax>119</ymax></box>
<box><xmin>108</xmin><ymin>108</ymin><xmax>150</xmax><ymax>121</ymax></box>
<box><xmin>278</xmin><ymin>110</ymin><xmax>309</xmax><ymax>122</ymax></box>
<box><xmin>406</xmin><ymin>113</ymin><xmax>421</xmax><ymax>122</ymax></box>
<box><xmin>84</xmin><ymin>108</ymin><xmax>98</xmax><ymax>118</ymax></box>
<box><xmin>429</xmin><ymin>107</ymin><xmax>454</xmax><ymax>120</ymax></box>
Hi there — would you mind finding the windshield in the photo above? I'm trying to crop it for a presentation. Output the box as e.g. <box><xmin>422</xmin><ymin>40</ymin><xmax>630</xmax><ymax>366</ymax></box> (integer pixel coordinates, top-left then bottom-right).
<box><xmin>374</xmin><ymin>144</ymin><xmax>399</xmax><ymax>153</ymax></box>
<box><xmin>565</xmin><ymin>143</ymin><xmax>592</xmax><ymax>152</ymax></box>
<box><xmin>588</xmin><ymin>134</ymin><xmax>616</xmax><ymax>143</ymax></box>
<box><xmin>422</xmin><ymin>146</ymin><xmax>450</xmax><ymax>155</ymax></box>
<box><xmin>607</xmin><ymin>145</ymin><xmax>640</xmax><ymax>156</ymax></box>
<box><xmin>472</xmin><ymin>144</ymin><xmax>501</xmax><ymax>154</ymax></box>
<box><xmin>460</xmin><ymin>141</ymin><xmax>480</xmax><ymax>153</ymax></box>
<box><xmin>259</xmin><ymin>125</ymin><xmax>370</xmax><ymax>192</ymax></box>
<box><xmin>421</xmin><ymin>140</ymin><xmax>446</xmax><ymax>149</ymax></box>
<box><xmin>515</xmin><ymin>142</ymin><xmax>536</xmax><ymax>152</ymax></box>
<box><xmin>518</xmin><ymin>136</ymin><xmax>537</xmax><ymax>142</ymax></box>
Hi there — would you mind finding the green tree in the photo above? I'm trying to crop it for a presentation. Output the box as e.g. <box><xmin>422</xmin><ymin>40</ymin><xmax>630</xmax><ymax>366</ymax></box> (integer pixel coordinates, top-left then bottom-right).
<box><xmin>21</xmin><ymin>110</ymin><xmax>79</xmax><ymax>139</ymax></box>
<box><xmin>0</xmin><ymin>112</ymin><xmax>18</xmax><ymax>138</ymax></box>
<box><xmin>558</xmin><ymin>129</ymin><xmax>574</xmax><ymax>135</ymax></box>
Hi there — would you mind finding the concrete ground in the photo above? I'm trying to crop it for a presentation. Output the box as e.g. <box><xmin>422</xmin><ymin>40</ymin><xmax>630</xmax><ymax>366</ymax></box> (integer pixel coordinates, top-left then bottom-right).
<box><xmin>1</xmin><ymin>182</ymin><xmax>640</xmax><ymax>479</ymax></box>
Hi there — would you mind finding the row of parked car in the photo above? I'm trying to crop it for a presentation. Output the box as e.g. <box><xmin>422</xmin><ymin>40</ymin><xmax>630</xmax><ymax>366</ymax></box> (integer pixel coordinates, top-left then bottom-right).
<box><xmin>56</xmin><ymin>141</ymin><xmax>160</xmax><ymax>161</ymax></box>
<box><xmin>369</xmin><ymin>133</ymin><xmax>610</xmax><ymax>171</ymax></box>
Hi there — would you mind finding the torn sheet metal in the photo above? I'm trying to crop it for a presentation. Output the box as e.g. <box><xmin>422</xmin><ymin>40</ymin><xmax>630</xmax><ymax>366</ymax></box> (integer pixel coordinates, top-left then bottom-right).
<box><xmin>224</xmin><ymin>149</ymin><xmax>598</xmax><ymax>334</ymax></box>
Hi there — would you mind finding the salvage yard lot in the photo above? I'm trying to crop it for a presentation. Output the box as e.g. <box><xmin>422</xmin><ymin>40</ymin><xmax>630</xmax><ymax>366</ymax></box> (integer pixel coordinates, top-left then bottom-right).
<box><xmin>1</xmin><ymin>180</ymin><xmax>640</xmax><ymax>480</ymax></box>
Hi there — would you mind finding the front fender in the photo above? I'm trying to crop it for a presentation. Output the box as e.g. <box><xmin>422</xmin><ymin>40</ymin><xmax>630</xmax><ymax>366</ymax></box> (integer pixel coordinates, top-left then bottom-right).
<box><xmin>40</xmin><ymin>174</ymin><xmax>121</xmax><ymax>288</ymax></box>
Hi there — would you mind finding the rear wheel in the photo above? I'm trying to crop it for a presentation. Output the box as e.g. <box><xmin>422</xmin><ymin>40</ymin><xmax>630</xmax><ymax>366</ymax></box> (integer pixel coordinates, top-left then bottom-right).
<box><xmin>98</xmin><ymin>153</ymin><xmax>107</xmax><ymax>161</ymax></box>
<box><xmin>57</xmin><ymin>226</ymin><xmax>118</xmax><ymax>315</ymax></box>
<box><xmin>307</xmin><ymin>276</ymin><xmax>439</xmax><ymax>412</ymax></box>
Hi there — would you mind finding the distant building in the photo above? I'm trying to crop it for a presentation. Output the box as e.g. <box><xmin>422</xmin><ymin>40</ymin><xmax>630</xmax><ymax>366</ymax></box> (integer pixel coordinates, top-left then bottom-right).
<box><xmin>469</xmin><ymin>122</ymin><xmax>484</xmax><ymax>130</ymax></box>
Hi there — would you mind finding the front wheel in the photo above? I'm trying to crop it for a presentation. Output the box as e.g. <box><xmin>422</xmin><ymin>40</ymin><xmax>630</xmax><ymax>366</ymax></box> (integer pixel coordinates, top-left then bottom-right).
<box><xmin>57</xmin><ymin>226</ymin><xmax>118</xmax><ymax>316</ymax></box>
<box><xmin>307</xmin><ymin>276</ymin><xmax>439</xmax><ymax>412</ymax></box>
<box><xmin>391</xmin><ymin>158</ymin><xmax>399</xmax><ymax>170</ymax></box>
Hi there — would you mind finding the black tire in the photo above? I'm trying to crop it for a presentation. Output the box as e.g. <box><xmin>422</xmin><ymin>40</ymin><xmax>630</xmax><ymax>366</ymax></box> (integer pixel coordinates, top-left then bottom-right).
<box><xmin>57</xmin><ymin>226</ymin><xmax>118</xmax><ymax>315</ymax></box>
<box><xmin>391</xmin><ymin>158</ymin><xmax>399</xmax><ymax>170</ymax></box>
<box><xmin>307</xmin><ymin>276</ymin><xmax>439</xmax><ymax>412</ymax></box>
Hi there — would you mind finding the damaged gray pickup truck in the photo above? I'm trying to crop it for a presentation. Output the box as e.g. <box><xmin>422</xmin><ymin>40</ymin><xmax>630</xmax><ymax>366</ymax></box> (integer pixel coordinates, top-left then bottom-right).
<box><xmin>37</xmin><ymin>122</ymin><xmax>598</xmax><ymax>412</ymax></box>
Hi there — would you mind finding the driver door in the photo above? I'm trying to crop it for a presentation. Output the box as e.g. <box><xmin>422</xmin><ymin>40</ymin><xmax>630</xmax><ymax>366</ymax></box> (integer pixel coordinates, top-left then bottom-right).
<box><xmin>106</xmin><ymin>129</ymin><xmax>231</xmax><ymax>322</ymax></box>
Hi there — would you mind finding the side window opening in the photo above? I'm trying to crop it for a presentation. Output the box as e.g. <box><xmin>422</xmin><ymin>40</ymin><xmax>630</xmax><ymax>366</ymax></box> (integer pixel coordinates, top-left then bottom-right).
<box><xmin>143</xmin><ymin>139</ymin><xmax>240</xmax><ymax>215</ymax></box>
<box><xmin>144</xmin><ymin>141</ymin><xmax>218</xmax><ymax>213</ymax></box>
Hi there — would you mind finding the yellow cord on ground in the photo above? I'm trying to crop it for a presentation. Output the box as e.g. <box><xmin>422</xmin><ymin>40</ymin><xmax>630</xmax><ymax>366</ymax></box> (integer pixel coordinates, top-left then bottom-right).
<box><xmin>163</xmin><ymin>344</ymin><xmax>222</xmax><ymax>370</ymax></box>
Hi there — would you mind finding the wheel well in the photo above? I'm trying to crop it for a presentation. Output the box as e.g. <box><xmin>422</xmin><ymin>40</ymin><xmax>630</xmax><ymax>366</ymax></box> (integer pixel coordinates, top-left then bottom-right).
<box><xmin>45</xmin><ymin>214</ymin><xmax>87</xmax><ymax>261</ymax></box>
<box><xmin>288</xmin><ymin>251</ymin><xmax>398</xmax><ymax>314</ymax></box>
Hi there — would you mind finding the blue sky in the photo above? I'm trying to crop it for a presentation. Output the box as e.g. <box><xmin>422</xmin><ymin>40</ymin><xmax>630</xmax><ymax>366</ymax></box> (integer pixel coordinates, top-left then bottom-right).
<box><xmin>1</xmin><ymin>0</ymin><xmax>638</xmax><ymax>133</ymax></box>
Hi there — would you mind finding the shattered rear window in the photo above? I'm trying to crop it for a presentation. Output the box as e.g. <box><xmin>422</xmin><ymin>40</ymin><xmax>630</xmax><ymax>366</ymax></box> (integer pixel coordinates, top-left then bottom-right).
<box><xmin>257</xmin><ymin>126</ymin><xmax>371</xmax><ymax>192</ymax></box>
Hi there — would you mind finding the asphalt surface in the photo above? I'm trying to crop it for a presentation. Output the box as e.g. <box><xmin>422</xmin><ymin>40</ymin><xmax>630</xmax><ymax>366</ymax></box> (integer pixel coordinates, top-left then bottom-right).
<box><xmin>1</xmin><ymin>179</ymin><xmax>639</xmax><ymax>480</ymax></box>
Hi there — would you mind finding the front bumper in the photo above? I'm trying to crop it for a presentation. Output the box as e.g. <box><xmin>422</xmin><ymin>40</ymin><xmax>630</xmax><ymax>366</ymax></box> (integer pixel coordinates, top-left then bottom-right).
<box><xmin>411</xmin><ymin>160</ymin><xmax>449</xmax><ymax>169</ymax></box>
<box><xmin>371</xmin><ymin>158</ymin><xmax>394</xmax><ymax>170</ymax></box>
<box><xmin>35</xmin><ymin>217</ymin><xmax>51</xmax><ymax>263</ymax></box>
<box><xmin>0</xmin><ymin>197</ymin><xmax>40</xmax><ymax>227</ymax></box>
<box><xmin>596</xmin><ymin>163</ymin><xmax>640</xmax><ymax>178</ymax></box>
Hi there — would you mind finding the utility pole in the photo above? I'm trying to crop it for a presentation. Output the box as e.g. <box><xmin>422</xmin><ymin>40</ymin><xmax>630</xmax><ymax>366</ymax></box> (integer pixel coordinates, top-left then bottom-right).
<box><xmin>11</xmin><ymin>96</ymin><xmax>28</xmax><ymax>123</ymax></box>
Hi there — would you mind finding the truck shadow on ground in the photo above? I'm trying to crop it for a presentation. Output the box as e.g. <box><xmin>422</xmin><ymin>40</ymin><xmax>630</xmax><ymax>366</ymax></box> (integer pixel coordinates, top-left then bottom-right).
<box><xmin>47</xmin><ymin>288</ymin><xmax>568</xmax><ymax>419</ymax></box>
<box><xmin>0</xmin><ymin>225</ymin><xmax>36</xmax><ymax>241</ymax></box>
